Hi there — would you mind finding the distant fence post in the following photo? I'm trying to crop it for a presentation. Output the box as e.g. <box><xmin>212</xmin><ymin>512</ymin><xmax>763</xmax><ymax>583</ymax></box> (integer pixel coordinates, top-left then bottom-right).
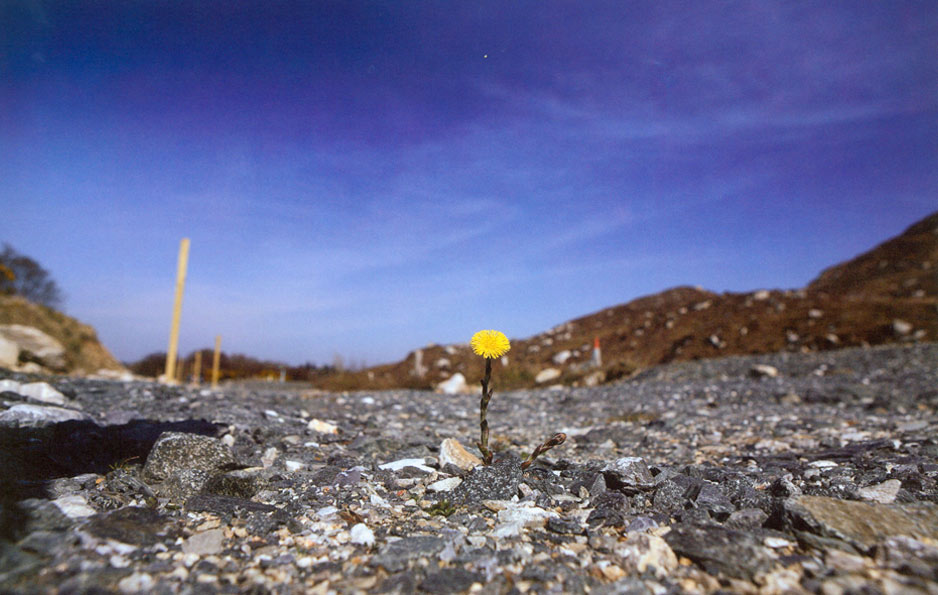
<box><xmin>164</xmin><ymin>238</ymin><xmax>190</xmax><ymax>384</ymax></box>
<box><xmin>211</xmin><ymin>335</ymin><xmax>222</xmax><ymax>389</ymax></box>
<box><xmin>192</xmin><ymin>350</ymin><xmax>202</xmax><ymax>386</ymax></box>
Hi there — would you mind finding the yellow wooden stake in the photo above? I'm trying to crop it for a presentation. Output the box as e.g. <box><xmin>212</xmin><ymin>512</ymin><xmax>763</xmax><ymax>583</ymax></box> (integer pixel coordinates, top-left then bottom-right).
<box><xmin>192</xmin><ymin>350</ymin><xmax>202</xmax><ymax>386</ymax></box>
<box><xmin>164</xmin><ymin>238</ymin><xmax>190</xmax><ymax>384</ymax></box>
<box><xmin>211</xmin><ymin>335</ymin><xmax>222</xmax><ymax>389</ymax></box>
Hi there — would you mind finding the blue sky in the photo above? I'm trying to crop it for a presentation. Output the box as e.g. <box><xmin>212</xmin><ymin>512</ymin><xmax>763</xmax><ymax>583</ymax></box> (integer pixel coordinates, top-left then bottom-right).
<box><xmin>2</xmin><ymin>1</ymin><xmax>936</xmax><ymax>366</ymax></box>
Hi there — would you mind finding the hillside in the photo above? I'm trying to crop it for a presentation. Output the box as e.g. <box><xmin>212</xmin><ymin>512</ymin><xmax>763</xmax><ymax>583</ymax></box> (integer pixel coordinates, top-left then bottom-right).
<box><xmin>0</xmin><ymin>295</ymin><xmax>127</xmax><ymax>375</ymax></box>
<box><xmin>315</xmin><ymin>211</ymin><xmax>938</xmax><ymax>392</ymax></box>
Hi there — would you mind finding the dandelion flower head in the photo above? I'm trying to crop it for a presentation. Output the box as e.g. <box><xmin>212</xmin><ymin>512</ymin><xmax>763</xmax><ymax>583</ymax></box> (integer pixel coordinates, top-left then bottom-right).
<box><xmin>471</xmin><ymin>330</ymin><xmax>511</xmax><ymax>359</ymax></box>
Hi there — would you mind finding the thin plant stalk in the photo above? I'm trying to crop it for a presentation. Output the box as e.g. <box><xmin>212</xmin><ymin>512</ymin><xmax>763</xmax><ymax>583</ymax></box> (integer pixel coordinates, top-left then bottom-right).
<box><xmin>476</xmin><ymin>358</ymin><xmax>494</xmax><ymax>465</ymax></box>
<box><xmin>520</xmin><ymin>433</ymin><xmax>567</xmax><ymax>470</ymax></box>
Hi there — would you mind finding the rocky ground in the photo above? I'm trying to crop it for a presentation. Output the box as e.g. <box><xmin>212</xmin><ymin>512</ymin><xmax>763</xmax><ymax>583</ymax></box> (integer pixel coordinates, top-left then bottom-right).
<box><xmin>1</xmin><ymin>342</ymin><xmax>937</xmax><ymax>594</ymax></box>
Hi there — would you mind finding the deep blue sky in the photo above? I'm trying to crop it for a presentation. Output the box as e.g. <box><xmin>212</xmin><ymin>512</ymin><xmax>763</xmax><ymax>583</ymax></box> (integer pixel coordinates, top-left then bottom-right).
<box><xmin>2</xmin><ymin>1</ymin><xmax>936</xmax><ymax>366</ymax></box>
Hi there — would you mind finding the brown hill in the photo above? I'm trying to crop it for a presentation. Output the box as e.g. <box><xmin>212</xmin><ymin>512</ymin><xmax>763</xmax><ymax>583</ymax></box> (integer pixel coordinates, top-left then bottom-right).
<box><xmin>315</xmin><ymin>211</ymin><xmax>938</xmax><ymax>392</ymax></box>
<box><xmin>0</xmin><ymin>295</ymin><xmax>127</xmax><ymax>375</ymax></box>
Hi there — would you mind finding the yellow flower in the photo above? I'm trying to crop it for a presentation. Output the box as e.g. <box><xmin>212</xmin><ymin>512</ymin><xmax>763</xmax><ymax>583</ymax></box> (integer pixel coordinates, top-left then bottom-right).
<box><xmin>471</xmin><ymin>329</ymin><xmax>511</xmax><ymax>359</ymax></box>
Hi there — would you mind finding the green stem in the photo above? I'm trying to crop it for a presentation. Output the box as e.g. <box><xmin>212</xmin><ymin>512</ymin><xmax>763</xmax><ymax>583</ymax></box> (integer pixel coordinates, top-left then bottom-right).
<box><xmin>476</xmin><ymin>358</ymin><xmax>494</xmax><ymax>465</ymax></box>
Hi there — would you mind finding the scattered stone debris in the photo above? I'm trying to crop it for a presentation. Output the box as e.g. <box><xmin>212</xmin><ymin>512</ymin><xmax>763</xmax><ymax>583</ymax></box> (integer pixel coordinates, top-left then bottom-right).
<box><xmin>1</xmin><ymin>342</ymin><xmax>937</xmax><ymax>593</ymax></box>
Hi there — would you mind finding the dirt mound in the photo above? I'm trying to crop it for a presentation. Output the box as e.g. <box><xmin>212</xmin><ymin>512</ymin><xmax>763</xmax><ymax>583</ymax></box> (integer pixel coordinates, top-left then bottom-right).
<box><xmin>0</xmin><ymin>295</ymin><xmax>127</xmax><ymax>375</ymax></box>
<box><xmin>317</xmin><ymin>211</ymin><xmax>938</xmax><ymax>392</ymax></box>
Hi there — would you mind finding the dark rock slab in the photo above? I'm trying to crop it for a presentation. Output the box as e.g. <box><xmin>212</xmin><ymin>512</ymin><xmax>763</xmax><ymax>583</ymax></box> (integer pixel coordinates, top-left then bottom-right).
<box><xmin>587</xmin><ymin>491</ymin><xmax>630</xmax><ymax>527</ymax></box>
<box><xmin>83</xmin><ymin>506</ymin><xmax>179</xmax><ymax>546</ymax></box>
<box><xmin>419</xmin><ymin>567</ymin><xmax>485</xmax><ymax>594</ymax></box>
<box><xmin>664</xmin><ymin>523</ymin><xmax>778</xmax><ymax>580</ymax></box>
<box><xmin>785</xmin><ymin>494</ymin><xmax>938</xmax><ymax>552</ymax></box>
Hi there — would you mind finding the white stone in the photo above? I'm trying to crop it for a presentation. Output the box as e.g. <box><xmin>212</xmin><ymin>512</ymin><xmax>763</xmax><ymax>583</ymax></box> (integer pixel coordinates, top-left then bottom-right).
<box><xmin>749</xmin><ymin>364</ymin><xmax>779</xmax><ymax>378</ymax></box>
<box><xmin>753</xmin><ymin>290</ymin><xmax>770</xmax><ymax>300</ymax></box>
<box><xmin>809</xmin><ymin>309</ymin><xmax>824</xmax><ymax>319</ymax></box>
<box><xmin>858</xmin><ymin>479</ymin><xmax>902</xmax><ymax>504</ymax></box>
<box><xmin>92</xmin><ymin>368</ymin><xmax>135</xmax><ymax>381</ymax></box>
<box><xmin>349</xmin><ymin>523</ymin><xmax>375</xmax><ymax>546</ymax></box>
<box><xmin>182</xmin><ymin>529</ymin><xmax>225</xmax><ymax>555</ymax></box>
<box><xmin>0</xmin><ymin>379</ymin><xmax>22</xmax><ymax>393</ymax></box>
<box><xmin>52</xmin><ymin>494</ymin><xmax>97</xmax><ymax>518</ymax></box>
<box><xmin>535</xmin><ymin>368</ymin><xmax>561</xmax><ymax>384</ymax></box>
<box><xmin>284</xmin><ymin>460</ymin><xmax>305</xmax><ymax>472</ymax></box>
<box><xmin>307</xmin><ymin>419</ymin><xmax>339</xmax><ymax>434</ymax></box>
<box><xmin>496</xmin><ymin>502</ymin><xmax>558</xmax><ymax>528</ymax></box>
<box><xmin>0</xmin><ymin>324</ymin><xmax>66</xmax><ymax>370</ymax></box>
<box><xmin>614</xmin><ymin>534</ymin><xmax>678</xmax><ymax>578</ymax></box>
<box><xmin>0</xmin><ymin>335</ymin><xmax>18</xmax><ymax>369</ymax></box>
<box><xmin>19</xmin><ymin>382</ymin><xmax>68</xmax><ymax>406</ymax></box>
<box><xmin>118</xmin><ymin>572</ymin><xmax>155</xmax><ymax>594</ymax></box>
<box><xmin>261</xmin><ymin>447</ymin><xmax>279</xmax><ymax>467</ymax></box>
<box><xmin>764</xmin><ymin>536</ymin><xmax>797</xmax><ymax>548</ymax></box>
<box><xmin>893</xmin><ymin>319</ymin><xmax>913</xmax><ymax>335</ymax></box>
<box><xmin>436</xmin><ymin>373</ymin><xmax>468</xmax><ymax>395</ymax></box>
<box><xmin>808</xmin><ymin>460</ymin><xmax>838</xmax><ymax>469</ymax></box>
<box><xmin>427</xmin><ymin>477</ymin><xmax>462</xmax><ymax>492</ymax></box>
<box><xmin>552</xmin><ymin>350</ymin><xmax>572</xmax><ymax>365</ymax></box>
<box><xmin>492</xmin><ymin>521</ymin><xmax>525</xmax><ymax>538</ymax></box>
<box><xmin>583</xmin><ymin>371</ymin><xmax>605</xmax><ymax>387</ymax></box>
<box><xmin>439</xmin><ymin>438</ymin><xmax>482</xmax><ymax>471</ymax></box>
<box><xmin>378</xmin><ymin>458</ymin><xmax>434</xmax><ymax>473</ymax></box>
<box><xmin>0</xmin><ymin>404</ymin><xmax>91</xmax><ymax>427</ymax></box>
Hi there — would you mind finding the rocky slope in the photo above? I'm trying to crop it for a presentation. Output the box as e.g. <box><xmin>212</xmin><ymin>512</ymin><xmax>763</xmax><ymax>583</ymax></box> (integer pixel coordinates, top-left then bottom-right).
<box><xmin>0</xmin><ymin>342</ymin><xmax>936</xmax><ymax>593</ymax></box>
<box><xmin>0</xmin><ymin>295</ymin><xmax>127</xmax><ymax>376</ymax></box>
<box><xmin>322</xmin><ymin>211</ymin><xmax>938</xmax><ymax>392</ymax></box>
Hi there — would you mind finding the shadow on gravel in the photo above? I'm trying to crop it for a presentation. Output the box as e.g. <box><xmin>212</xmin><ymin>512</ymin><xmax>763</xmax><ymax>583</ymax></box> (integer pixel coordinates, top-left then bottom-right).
<box><xmin>0</xmin><ymin>418</ymin><xmax>224</xmax><ymax>538</ymax></box>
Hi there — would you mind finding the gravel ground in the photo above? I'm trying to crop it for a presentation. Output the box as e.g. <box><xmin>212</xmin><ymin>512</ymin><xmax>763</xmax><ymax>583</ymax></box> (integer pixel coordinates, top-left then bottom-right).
<box><xmin>1</xmin><ymin>342</ymin><xmax>937</xmax><ymax>593</ymax></box>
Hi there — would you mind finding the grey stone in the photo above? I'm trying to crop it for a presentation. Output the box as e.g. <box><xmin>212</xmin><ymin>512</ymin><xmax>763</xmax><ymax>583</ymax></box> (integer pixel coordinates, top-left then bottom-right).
<box><xmin>693</xmin><ymin>482</ymin><xmax>734</xmax><ymax>518</ymax></box>
<box><xmin>142</xmin><ymin>432</ymin><xmax>236</xmax><ymax>482</ymax></box>
<box><xmin>587</xmin><ymin>491</ymin><xmax>630</xmax><ymax>527</ymax></box>
<box><xmin>372</xmin><ymin>536</ymin><xmax>446</xmax><ymax>572</ymax></box>
<box><xmin>664</xmin><ymin>523</ymin><xmax>778</xmax><ymax>580</ymax></box>
<box><xmin>726</xmin><ymin>508</ymin><xmax>769</xmax><ymax>529</ymax></box>
<box><xmin>159</xmin><ymin>468</ymin><xmax>211</xmax><ymax>503</ymax></box>
<box><xmin>202</xmin><ymin>468</ymin><xmax>266</xmax><ymax>499</ymax></box>
<box><xmin>419</xmin><ymin>567</ymin><xmax>484</xmax><ymax>594</ymax></box>
<box><xmin>602</xmin><ymin>457</ymin><xmax>655</xmax><ymax>492</ymax></box>
<box><xmin>452</xmin><ymin>455</ymin><xmax>522</xmax><ymax>506</ymax></box>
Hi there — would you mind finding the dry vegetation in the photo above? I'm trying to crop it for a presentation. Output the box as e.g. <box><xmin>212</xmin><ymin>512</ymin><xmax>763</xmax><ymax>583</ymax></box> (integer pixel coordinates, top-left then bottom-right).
<box><xmin>312</xmin><ymin>211</ymin><xmax>938</xmax><ymax>392</ymax></box>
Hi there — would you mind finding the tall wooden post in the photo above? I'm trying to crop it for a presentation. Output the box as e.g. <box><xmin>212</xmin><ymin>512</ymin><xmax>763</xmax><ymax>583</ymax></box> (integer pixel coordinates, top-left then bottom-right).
<box><xmin>211</xmin><ymin>335</ymin><xmax>222</xmax><ymax>389</ymax></box>
<box><xmin>164</xmin><ymin>238</ymin><xmax>190</xmax><ymax>384</ymax></box>
<box><xmin>192</xmin><ymin>350</ymin><xmax>202</xmax><ymax>385</ymax></box>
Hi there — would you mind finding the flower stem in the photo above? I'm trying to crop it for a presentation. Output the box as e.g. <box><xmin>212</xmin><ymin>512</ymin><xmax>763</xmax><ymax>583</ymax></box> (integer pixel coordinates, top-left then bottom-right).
<box><xmin>476</xmin><ymin>358</ymin><xmax>494</xmax><ymax>465</ymax></box>
<box><xmin>520</xmin><ymin>433</ymin><xmax>567</xmax><ymax>470</ymax></box>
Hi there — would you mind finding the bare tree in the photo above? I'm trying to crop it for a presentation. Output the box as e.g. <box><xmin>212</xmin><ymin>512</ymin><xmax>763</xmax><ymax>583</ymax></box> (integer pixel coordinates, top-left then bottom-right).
<box><xmin>0</xmin><ymin>243</ymin><xmax>64</xmax><ymax>308</ymax></box>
